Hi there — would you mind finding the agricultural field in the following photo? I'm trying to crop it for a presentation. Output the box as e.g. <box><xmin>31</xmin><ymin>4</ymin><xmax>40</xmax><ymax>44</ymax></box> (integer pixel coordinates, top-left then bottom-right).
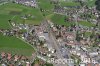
<box><xmin>0</xmin><ymin>33</ymin><xmax>34</xmax><ymax>56</ymax></box>
<box><xmin>0</xmin><ymin>2</ymin><xmax>44</xmax><ymax>29</ymax></box>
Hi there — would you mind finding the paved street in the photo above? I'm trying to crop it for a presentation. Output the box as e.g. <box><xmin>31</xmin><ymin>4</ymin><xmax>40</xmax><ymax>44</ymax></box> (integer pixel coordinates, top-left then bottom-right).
<box><xmin>48</xmin><ymin>24</ymin><xmax>67</xmax><ymax>66</ymax></box>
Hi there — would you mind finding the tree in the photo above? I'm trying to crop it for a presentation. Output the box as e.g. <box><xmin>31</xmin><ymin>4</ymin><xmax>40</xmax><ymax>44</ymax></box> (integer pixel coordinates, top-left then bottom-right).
<box><xmin>95</xmin><ymin>0</ymin><xmax>100</xmax><ymax>11</ymax></box>
<box><xmin>95</xmin><ymin>0</ymin><xmax>100</xmax><ymax>5</ymax></box>
<box><xmin>76</xmin><ymin>31</ymin><xmax>81</xmax><ymax>41</ymax></box>
<box><xmin>8</xmin><ymin>19</ymin><xmax>11</xmax><ymax>22</ymax></box>
<box><xmin>44</xmin><ymin>63</ymin><xmax>53</xmax><ymax>66</ymax></box>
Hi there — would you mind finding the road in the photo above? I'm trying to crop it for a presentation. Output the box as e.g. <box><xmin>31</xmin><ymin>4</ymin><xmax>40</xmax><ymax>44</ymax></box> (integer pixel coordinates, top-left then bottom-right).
<box><xmin>48</xmin><ymin>26</ymin><xmax>67</xmax><ymax>66</ymax></box>
<box><xmin>49</xmin><ymin>32</ymin><xmax>67</xmax><ymax>66</ymax></box>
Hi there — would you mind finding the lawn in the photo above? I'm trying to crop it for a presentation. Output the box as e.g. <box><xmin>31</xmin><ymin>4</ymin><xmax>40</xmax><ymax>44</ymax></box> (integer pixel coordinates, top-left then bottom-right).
<box><xmin>0</xmin><ymin>33</ymin><xmax>34</xmax><ymax>56</ymax></box>
<box><xmin>0</xmin><ymin>2</ymin><xmax>44</xmax><ymax>29</ymax></box>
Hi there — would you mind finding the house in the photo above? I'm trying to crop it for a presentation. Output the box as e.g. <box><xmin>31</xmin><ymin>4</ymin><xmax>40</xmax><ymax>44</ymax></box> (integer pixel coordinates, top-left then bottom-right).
<box><xmin>38</xmin><ymin>32</ymin><xmax>45</xmax><ymax>41</ymax></box>
<box><xmin>89</xmin><ymin>52</ymin><xmax>98</xmax><ymax>56</ymax></box>
<box><xmin>80</xmin><ymin>63</ymin><xmax>86</xmax><ymax>66</ymax></box>
<box><xmin>26</xmin><ymin>62</ymin><xmax>30</xmax><ymax>66</ymax></box>
<box><xmin>47</xmin><ymin>20</ymin><xmax>54</xmax><ymax>27</ymax></box>
<box><xmin>95</xmin><ymin>64</ymin><xmax>100</xmax><ymax>66</ymax></box>
<box><xmin>34</xmin><ymin>63</ymin><xmax>39</xmax><ymax>66</ymax></box>
<box><xmin>87</xmin><ymin>63</ymin><xmax>93</xmax><ymax>66</ymax></box>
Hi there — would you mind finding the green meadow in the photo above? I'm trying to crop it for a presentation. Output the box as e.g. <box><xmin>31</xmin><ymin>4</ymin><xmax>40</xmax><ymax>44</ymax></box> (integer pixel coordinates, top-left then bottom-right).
<box><xmin>0</xmin><ymin>2</ymin><xmax>43</xmax><ymax>29</ymax></box>
<box><xmin>0</xmin><ymin>33</ymin><xmax>34</xmax><ymax>56</ymax></box>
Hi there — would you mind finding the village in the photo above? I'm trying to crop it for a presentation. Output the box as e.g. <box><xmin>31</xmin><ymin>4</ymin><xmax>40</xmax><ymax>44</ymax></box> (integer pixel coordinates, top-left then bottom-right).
<box><xmin>0</xmin><ymin>18</ymin><xmax>99</xmax><ymax>66</ymax></box>
<box><xmin>0</xmin><ymin>0</ymin><xmax>100</xmax><ymax>66</ymax></box>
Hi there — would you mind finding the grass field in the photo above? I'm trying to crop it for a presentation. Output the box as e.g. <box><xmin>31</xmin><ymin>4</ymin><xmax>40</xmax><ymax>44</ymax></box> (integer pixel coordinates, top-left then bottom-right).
<box><xmin>37</xmin><ymin>0</ymin><xmax>54</xmax><ymax>17</ymax></box>
<box><xmin>50</xmin><ymin>14</ymin><xmax>95</xmax><ymax>27</ymax></box>
<box><xmin>51</xmin><ymin>14</ymin><xmax>75</xmax><ymax>26</ymax></box>
<box><xmin>86</xmin><ymin>0</ymin><xmax>96</xmax><ymax>7</ymax></box>
<box><xmin>37</xmin><ymin>0</ymin><xmax>54</xmax><ymax>10</ymax></box>
<box><xmin>0</xmin><ymin>33</ymin><xmax>34</xmax><ymax>56</ymax></box>
<box><xmin>79</xmin><ymin>21</ymin><xmax>95</xmax><ymax>27</ymax></box>
<box><xmin>0</xmin><ymin>14</ymin><xmax>13</xmax><ymax>29</ymax></box>
<box><xmin>0</xmin><ymin>2</ymin><xmax>44</xmax><ymax>29</ymax></box>
<box><xmin>60</xmin><ymin>2</ymin><xmax>80</xmax><ymax>7</ymax></box>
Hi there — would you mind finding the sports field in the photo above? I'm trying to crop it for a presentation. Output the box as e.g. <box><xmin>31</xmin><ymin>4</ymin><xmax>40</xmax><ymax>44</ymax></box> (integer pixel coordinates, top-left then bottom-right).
<box><xmin>0</xmin><ymin>2</ymin><xmax>44</xmax><ymax>29</ymax></box>
<box><xmin>0</xmin><ymin>33</ymin><xmax>34</xmax><ymax>56</ymax></box>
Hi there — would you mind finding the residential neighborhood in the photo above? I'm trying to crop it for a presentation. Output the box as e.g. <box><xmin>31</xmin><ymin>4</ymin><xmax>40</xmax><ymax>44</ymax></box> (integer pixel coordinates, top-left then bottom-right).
<box><xmin>0</xmin><ymin>0</ymin><xmax>100</xmax><ymax>66</ymax></box>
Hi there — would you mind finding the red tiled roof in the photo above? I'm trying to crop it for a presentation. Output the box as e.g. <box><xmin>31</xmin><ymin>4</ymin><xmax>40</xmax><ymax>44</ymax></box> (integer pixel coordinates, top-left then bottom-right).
<box><xmin>87</xmin><ymin>63</ymin><xmax>92</xmax><ymax>66</ymax></box>
<box><xmin>7</xmin><ymin>53</ymin><xmax>11</xmax><ymax>60</ymax></box>
<box><xmin>9</xmin><ymin>64</ymin><xmax>14</xmax><ymax>66</ymax></box>
<box><xmin>21</xmin><ymin>56</ymin><xmax>26</xmax><ymax>60</ymax></box>
<box><xmin>95</xmin><ymin>64</ymin><xmax>99</xmax><ymax>66</ymax></box>
<box><xmin>34</xmin><ymin>63</ymin><xmax>39</xmax><ymax>66</ymax></box>
<box><xmin>1</xmin><ymin>52</ymin><xmax>5</xmax><ymax>57</ymax></box>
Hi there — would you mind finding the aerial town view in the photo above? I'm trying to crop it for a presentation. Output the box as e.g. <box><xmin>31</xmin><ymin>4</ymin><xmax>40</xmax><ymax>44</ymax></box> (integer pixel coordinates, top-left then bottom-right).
<box><xmin>0</xmin><ymin>0</ymin><xmax>100</xmax><ymax>66</ymax></box>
